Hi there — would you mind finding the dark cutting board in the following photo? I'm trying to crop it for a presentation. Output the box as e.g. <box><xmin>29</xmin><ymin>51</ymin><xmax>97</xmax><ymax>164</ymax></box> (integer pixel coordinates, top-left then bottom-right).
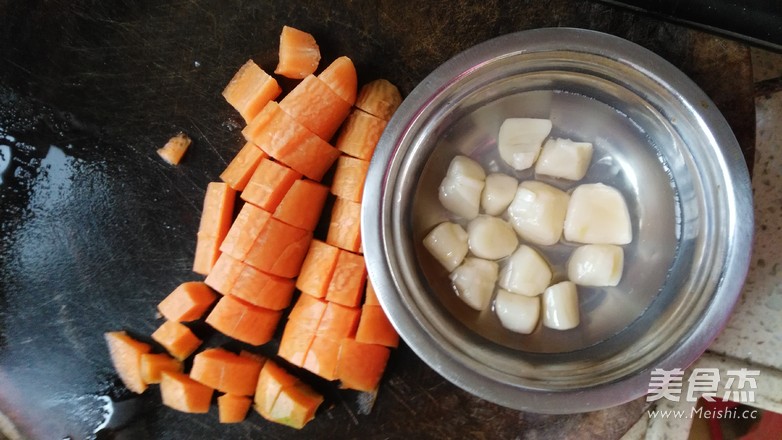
<box><xmin>0</xmin><ymin>1</ymin><xmax>755</xmax><ymax>439</ymax></box>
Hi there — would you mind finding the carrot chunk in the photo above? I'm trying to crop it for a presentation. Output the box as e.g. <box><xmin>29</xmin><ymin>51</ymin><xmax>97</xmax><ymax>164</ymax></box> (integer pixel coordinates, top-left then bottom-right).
<box><xmin>151</xmin><ymin>320</ymin><xmax>202</xmax><ymax>361</ymax></box>
<box><xmin>254</xmin><ymin>360</ymin><xmax>298</xmax><ymax>418</ymax></box>
<box><xmin>295</xmin><ymin>240</ymin><xmax>341</xmax><ymax>298</ymax></box>
<box><xmin>278</xmin><ymin>295</ymin><xmax>328</xmax><ymax>367</ymax></box>
<box><xmin>104</xmin><ymin>331</ymin><xmax>152</xmax><ymax>394</ymax></box>
<box><xmin>356</xmin><ymin>304</ymin><xmax>399</xmax><ymax>348</ymax></box>
<box><xmin>302</xmin><ymin>302</ymin><xmax>360</xmax><ymax>380</ymax></box>
<box><xmin>222</xmin><ymin>59</ymin><xmax>282</xmax><ymax>123</ymax></box>
<box><xmin>157</xmin><ymin>133</ymin><xmax>191</xmax><ymax>165</ymax></box>
<box><xmin>218</xmin><ymin>394</ymin><xmax>252</xmax><ymax>423</ymax></box>
<box><xmin>220</xmin><ymin>203</ymin><xmax>272</xmax><ymax>261</ymax></box>
<box><xmin>330</xmin><ymin>156</ymin><xmax>370</xmax><ymax>203</ymax></box>
<box><xmin>244</xmin><ymin>218</ymin><xmax>312</xmax><ymax>278</ymax></box>
<box><xmin>279</xmin><ymin>74</ymin><xmax>352</xmax><ymax>141</ymax></box>
<box><xmin>140</xmin><ymin>353</ymin><xmax>183</xmax><ymax>384</ymax></box>
<box><xmin>240</xmin><ymin>157</ymin><xmax>302</xmax><ymax>211</ymax></box>
<box><xmin>158</xmin><ymin>281</ymin><xmax>218</xmax><ymax>322</ymax></box>
<box><xmin>231</xmin><ymin>263</ymin><xmax>296</xmax><ymax>311</ymax></box>
<box><xmin>160</xmin><ymin>371</ymin><xmax>214</xmax><ymax>414</ymax></box>
<box><xmin>205</xmin><ymin>294</ymin><xmax>282</xmax><ymax>346</ymax></box>
<box><xmin>274</xmin><ymin>134</ymin><xmax>341</xmax><ymax>182</ymax></box>
<box><xmin>326</xmin><ymin>197</ymin><xmax>362</xmax><ymax>253</ymax></box>
<box><xmin>190</xmin><ymin>347</ymin><xmax>266</xmax><ymax>396</ymax></box>
<box><xmin>267</xmin><ymin>382</ymin><xmax>323</xmax><ymax>429</ymax></box>
<box><xmin>193</xmin><ymin>182</ymin><xmax>236</xmax><ymax>275</ymax></box>
<box><xmin>204</xmin><ymin>252</ymin><xmax>245</xmax><ymax>295</ymax></box>
<box><xmin>355</xmin><ymin>79</ymin><xmax>403</xmax><ymax>121</ymax></box>
<box><xmin>274</xmin><ymin>26</ymin><xmax>320</xmax><ymax>80</ymax></box>
<box><xmin>325</xmin><ymin>250</ymin><xmax>367</xmax><ymax>308</ymax></box>
<box><xmin>273</xmin><ymin>179</ymin><xmax>329</xmax><ymax>232</ymax></box>
<box><xmin>364</xmin><ymin>279</ymin><xmax>380</xmax><ymax>306</ymax></box>
<box><xmin>220</xmin><ymin>141</ymin><xmax>268</xmax><ymax>191</ymax></box>
<box><xmin>318</xmin><ymin>56</ymin><xmax>358</xmax><ymax>106</ymax></box>
<box><xmin>336</xmin><ymin>338</ymin><xmax>390</xmax><ymax>392</ymax></box>
<box><xmin>335</xmin><ymin>109</ymin><xmax>387</xmax><ymax>161</ymax></box>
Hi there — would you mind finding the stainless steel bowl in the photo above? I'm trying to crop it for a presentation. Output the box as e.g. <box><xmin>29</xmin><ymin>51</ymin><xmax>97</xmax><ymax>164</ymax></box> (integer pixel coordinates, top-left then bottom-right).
<box><xmin>362</xmin><ymin>28</ymin><xmax>753</xmax><ymax>413</ymax></box>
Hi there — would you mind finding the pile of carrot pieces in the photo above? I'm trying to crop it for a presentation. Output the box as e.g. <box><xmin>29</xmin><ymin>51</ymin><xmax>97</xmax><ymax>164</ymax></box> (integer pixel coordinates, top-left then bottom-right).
<box><xmin>104</xmin><ymin>25</ymin><xmax>403</xmax><ymax>430</ymax></box>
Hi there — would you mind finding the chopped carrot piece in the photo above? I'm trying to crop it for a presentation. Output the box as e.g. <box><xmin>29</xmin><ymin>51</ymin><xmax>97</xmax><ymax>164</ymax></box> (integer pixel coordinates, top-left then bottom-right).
<box><xmin>151</xmin><ymin>320</ymin><xmax>202</xmax><ymax>361</ymax></box>
<box><xmin>204</xmin><ymin>252</ymin><xmax>244</xmax><ymax>295</ymax></box>
<box><xmin>330</xmin><ymin>156</ymin><xmax>370</xmax><ymax>202</ymax></box>
<box><xmin>231</xmin><ymin>263</ymin><xmax>296</xmax><ymax>311</ymax></box>
<box><xmin>193</xmin><ymin>182</ymin><xmax>236</xmax><ymax>275</ymax></box>
<box><xmin>205</xmin><ymin>294</ymin><xmax>282</xmax><ymax>346</ymax></box>
<box><xmin>278</xmin><ymin>295</ymin><xmax>328</xmax><ymax>366</ymax></box>
<box><xmin>335</xmin><ymin>109</ymin><xmax>387</xmax><ymax>161</ymax></box>
<box><xmin>244</xmin><ymin>218</ymin><xmax>312</xmax><ymax>278</ymax></box>
<box><xmin>355</xmin><ymin>79</ymin><xmax>403</xmax><ymax>121</ymax></box>
<box><xmin>240</xmin><ymin>158</ymin><xmax>301</xmax><ymax>211</ymax></box>
<box><xmin>140</xmin><ymin>353</ymin><xmax>183</xmax><ymax>384</ymax></box>
<box><xmin>104</xmin><ymin>331</ymin><xmax>152</xmax><ymax>394</ymax></box>
<box><xmin>295</xmin><ymin>240</ymin><xmax>341</xmax><ymax>298</ymax></box>
<box><xmin>336</xmin><ymin>338</ymin><xmax>390</xmax><ymax>392</ymax></box>
<box><xmin>325</xmin><ymin>250</ymin><xmax>367</xmax><ymax>308</ymax></box>
<box><xmin>190</xmin><ymin>347</ymin><xmax>266</xmax><ymax>396</ymax></box>
<box><xmin>220</xmin><ymin>141</ymin><xmax>268</xmax><ymax>191</ymax></box>
<box><xmin>218</xmin><ymin>394</ymin><xmax>252</xmax><ymax>423</ymax></box>
<box><xmin>157</xmin><ymin>133</ymin><xmax>191</xmax><ymax>165</ymax></box>
<box><xmin>158</xmin><ymin>281</ymin><xmax>218</xmax><ymax>322</ymax></box>
<box><xmin>254</xmin><ymin>360</ymin><xmax>298</xmax><ymax>418</ymax></box>
<box><xmin>274</xmin><ymin>26</ymin><xmax>320</xmax><ymax>80</ymax></box>
<box><xmin>220</xmin><ymin>203</ymin><xmax>272</xmax><ymax>261</ymax></box>
<box><xmin>274</xmin><ymin>133</ymin><xmax>341</xmax><ymax>182</ymax></box>
<box><xmin>267</xmin><ymin>382</ymin><xmax>323</xmax><ymax>429</ymax></box>
<box><xmin>222</xmin><ymin>59</ymin><xmax>282</xmax><ymax>123</ymax></box>
<box><xmin>364</xmin><ymin>279</ymin><xmax>380</xmax><ymax>306</ymax></box>
<box><xmin>302</xmin><ymin>302</ymin><xmax>360</xmax><ymax>380</ymax></box>
<box><xmin>279</xmin><ymin>74</ymin><xmax>352</xmax><ymax>141</ymax></box>
<box><xmin>356</xmin><ymin>304</ymin><xmax>399</xmax><ymax>348</ymax></box>
<box><xmin>326</xmin><ymin>197</ymin><xmax>362</xmax><ymax>253</ymax></box>
<box><xmin>318</xmin><ymin>56</ymin><xmax>358</xmax><ymax>105</ymax></box>
<box><xmin>317</xmin><ymin>302</ymin><xmax>361</xmax><ymax>339</ymax></box>
<box><xmin>273</xmin><ymin>179</ymin><xmax>329</xmax><ymax>232</ymax></box>
<box><xmin>160</xmin><ymin>371</ymin><xmax>214</xmax><ymax>414</ymax></box>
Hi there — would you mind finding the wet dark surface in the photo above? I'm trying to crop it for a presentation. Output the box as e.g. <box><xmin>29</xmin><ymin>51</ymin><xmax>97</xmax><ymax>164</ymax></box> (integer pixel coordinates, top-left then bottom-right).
<box><xmin>0</xmin><ymin>1</ymin><xmax>755</xmax><ymax>439</ymax></box>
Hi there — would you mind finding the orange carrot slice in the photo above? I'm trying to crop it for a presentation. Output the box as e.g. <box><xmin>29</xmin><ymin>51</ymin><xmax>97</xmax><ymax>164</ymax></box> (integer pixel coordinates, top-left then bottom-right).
<box><xmin>160</xmin><ymin>371</ymin><xmax>214</xmax><ymax>414</ymax></box>
<box><xmin>279</xmin><ymin>74</ymin><xmax>352</xmax><ymax>141</ymax></box>
<box><xmin>302</xmin><ymin>302</ymin><xmax>360</xmax><ymax>380</ymax></box>
<box><xmin>273</xmin><ymin>179</ymin><xmax>329</xmax><ymax>232</ymax></box>
<box><xmin>364</xmin><ymin>279</ymin><xmax>380</xmax><ymax>306</ymax></box>
<box><xmin>218</xmin><ymin>394</ymin><xmax>252</xmax><ymax>423</ymax></box>
<box><xmin>240</xmin><ymin>157</ymin><xmax>302</xmax><ymax>211</ymax></box>
<box><xmin>254</xmin><ymin>360</ymin><xmax>299</xmax><ymax>418</ymax></box>
<box><xmin>157</xmin><ymin>133</ymin><xmax>191</xmax><ymax>165</ymax></box>
<box><xmin>295</xmin><ymin>240</ymin><xmax>341</xmax><ymax>298</ymax></box>
<box><xmin>335</xmin><ymin>109</ymin><xmax>387</xmax><ymax>161</ymax></box>
<box><xmin>193</xmin><ymin>182</ymin><xmax>236</xmax><ymax>275</ymax></box>
<box><xmin>204</xmin><ymin>252</ymin><xmax>245</xmax><ymax>295</ymax></box>
<box><xmin>140</xmin><ymin>353</ymin><xmax>183</xmax><ymax>384</ymax></box>
<box><xmin>278</xmin><ymin>295</ymin><xmax>328</xmax><ymax>366</ymax></box>
<box><xmin>244</xmin><ymin>218</ymin><xmax>312</xmax><ymax>278</ymax></box>
<box><xmin>220</xmin><ymin>141</ymin><xmax>268</xmax><ymax>191</ymax></box>
<box><xmin>267</xmin><ymin>382</ymin><xmax>323</xmax><ymax>429</ymax></box>
<box><xmin>104</xmin><ymin>331</ymin><xmax>152</xmax><ymax>394</ymax></box>
<box><xmin>205</xmin><ymin>294</ymin><xmax>282</xmax><ymax>346</ymax></box>
<box><xmin>220</xmin><ymin>203</ymin><xmax>272</xmax><ymax>262</ymax></box>
<box><xmin>336</xmin><ymin>338</ymin><xmax>390</xmax><ymax>392</ymax></box>
<box><xmin>326</xmin><ymin>197</ymin><xmax>362</xmax><ymax>253</ymax></box>
<box><xmin>231</xmin><ymin>263</ymin><xmax>296</xmax><ymax>311</ymax></box>
<box><xmin>222</xmin><ymin>59</ymin><xmax>282</xmax><ymax>123</ymax></box>
<box><xmin>274</xmin><ymin>26</ymin><xmax>320</xmax><ymax>80</ymax></box>
<box><xmin>274</xmin><ymin>134</ymin><xmax>341</xmax><ymax>182</ymax></box>
<box><xmin>330</xmin><ymin>156</ymin><xmax>370</xmax><ymax>203</ymax></box>
<box><xmin>325</xmin><ymin>250</ymin><xmax>367</xmax><ymax>308</ymax></box>
<box><xmin>190</xmin><ymin>347</ymin><xmax>266</xmax><ymax>396</ymax></box>
<box><xmin>355</xmin><ymin>79</ymin><xmax>403</xmax><ymax>121</ymax></box>
<box><xmin>318</xmin><ymin>56</ymin><xmax>358</xmax><ymax>106</ymax></box>
<box><xmin>356</xmin><ymin>304</ymin><xmax>399</xmax><ymax>348</ymax></box>
<box><xmin>158</xmin><ymin>281</ymin><xmax>218</xmax><ymax>322</ymax></box>
<box><xmin>151</xmin><ymin>320</ymin><xmax>202</xmax><ymax>361</ymax></box>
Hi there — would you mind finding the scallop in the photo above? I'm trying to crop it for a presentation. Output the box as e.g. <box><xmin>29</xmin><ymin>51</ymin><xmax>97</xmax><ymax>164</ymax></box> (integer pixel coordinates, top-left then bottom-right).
<box><xmin>563</xmin><ymin>183</ymin><xmax>632</xmax><ymax>245</ymax></box>
<box><xmin>498</xmin><ymin>118</ymin><xmax>552</xmax><ymax>170</ymax></box>
<box><xmin>542</xmin><ymin>281</ymin><xmax>580</xmax><ymax>330</ymax></box>
<box><xmin>450</xmin><ymin>257</ymin><xmax>498</xmax><ymax>311</ymax></box>
<box><xmin>534</xmin><ymin>137</ymin><xmax>594</xmax><ymax>181</ymax></box>
<box><xmin>494</xmin><ymin>289</ymin><xmax>540</xmax><ymax>334</ymax></box>
<box><xmin>438</xmin><ymin>155</ymin><xmax>486</xmax><ymax>219</ymax></box>
<box><xmin>568</xmin><ymin>244</ymin><xmax>624</xmax><ymax>287</ymax></box>
<box><xmin>481</xmin><ymin>173</ymin><xmax>518</xmax><ymax>216</ymax></box>
<box><xmin>423</xmin><ymin>222</ymin><xmax>469</xmax><ymax>271</ymax></box>
<box><xmin>497</xmin><ymin>245</ymin><xmax>552</xmax><ymax>297</ymax></box>
<box><xmin>467</xmin><ymin>216</ymin><xmax>518</xmax><ymax>260</ymax></box>
<box><xmin>507</xmin><ymin>180</ymin><xmax>570</xmax><ymax>246</ymax></box>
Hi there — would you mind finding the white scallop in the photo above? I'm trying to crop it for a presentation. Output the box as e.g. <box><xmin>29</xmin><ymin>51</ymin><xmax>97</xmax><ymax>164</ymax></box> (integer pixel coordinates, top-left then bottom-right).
<box><xmin>568</xmin><ymin>244</ymin><xmax>624</xmax><ymax>287</ymax></box>
<box><xmin>481</xmin><ymin>173</ymin><xmax>518</xmax><ymax>216</ymax></box>
<box><xmin>507</xmin><ymin>180</ymin><xmax>570</xmax><ymax>246</ymax></box>
<box><xmin>497</xmin><ymin>245</ymin><xmax>552</xmax><ymax>297</ymax></box>
<box><xmin>438</xmin><ymin>155</ymin><xmax>486</xmax><ymax>219</ymax></box>
<box><xmin>498</xmin><ymin>118</ymin><xmax>552</xmax><ymax>170</ymax></box>
<box><xmin>423</xmin><ymin>222</ymin><xmax>469</xmax><ymax>272</ymax></box>
<box><xmin>494</xmin><ymin>289</ymin><xmax>540</xmax><ymax>334</ymax></box>
<box><xmin>542</xmin><ymin>281</ymin><xmax>580</xmax><ymax>330</ymax></box>
<box><xmin>563</xmin><ymin>183</ymin><xmax>632</xmax><ymax>244</ymax></box>
<box><xmin>467</xmin><ymin>216</ymin><xmax>518</xmax><ymax>260</ymax></box>
<box><xmin>449</xmin><ymin>257</ymin><xmax>498</xmax><ymax>311</ymax></box>
<box><xmin>535</xmin><ymin>138</ymin><xmax>594</xmax><ymax>181</ymax></box>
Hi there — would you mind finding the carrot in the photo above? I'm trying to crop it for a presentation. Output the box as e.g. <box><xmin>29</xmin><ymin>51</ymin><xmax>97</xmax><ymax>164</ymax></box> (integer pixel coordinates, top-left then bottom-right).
<box><xmin>157</xmin><ymin>132</ymin><xmax>191</xmax><ymax>165</ymax></box>
<box><xmin>220</xmin><ymin>141</ymin><xmax>268</xmax><ymax>191</ymax></box>
<box><xmin>190</xmin><ymin>347</ymin><xmax>266</xmax><ymax>396</ymax></box>
<box><xmin>274</xmin><ymin>133</ymin><xmax>342</xmax><ymax>182</ymax></box>
<box><xmin>267</xmin><ymin>382</ymin><xmax>323</xmax><ymax>429</ymax></box>
<box><xmin>140</xmin><ymin>353</ymin><xmax>183</xmax><ymax>384</ymax></box>
<box><xmin>218</xmin><ymin>394</ymin><xmax>252</xmax><ymax>423</ymax></box>
<box><xmin>205</xmin><ymin>294</ymin><xmax>282</xmax><ymax>346</ymax></box>
<box><xmin>244</xmin><ymin>217</ymin><xmax>312</xmax><ymax>278</ymax></box>
<box><xmin>151</xmin><ymin>320</ymin><xmax>202</xmax><ymax>361</ymax></box>
<box><xmin>364</xmin><ymin>279</ymin><xmax>380</xmax><ymax>306</ymax></box>
<box><xmin>274</xmin><ymin>26</ymin><xmax>320</xmax><ymax>80</ymax></box>
<box><xmin>335</xmin><ymin>109</ymin><xmax>387</xmax><ymax>161</ymax></box>
<box><xmin>326</xmin><ymin>197</ymin><xmax>362</xmax><ymax>253</ymax></box>
<box><xmin>273</xmin><ymin>179</ymin><xmax>329</xmax><ymax>232</ymax></box>
<box><xmin>160</xmin><ymin>371</ymin><xmax>214</xmax><ymax>414</ymax></box>
<box><xmin>193</xmin><ymin>182</ymin><xmax>236</xmax><ymax>275</ymax></box>
<box><xmin>231</xmin><ymin>263</ymin><xmax>296</xmax><ymax>311</ymax></box>
<box><xmin>104</xmin><ymin>331</ymin><xmax>152</xmax><ymax>394</ymax></box>
<box><xmin>335</xmin><ymin>338</ymin><xmax>390</xmax><ymax>392</ymax></box>
<box><xmin>355</xmin><ymin>79</ymin><xmax>403</xmax><ymax>121</ymax></box>
<box><xmin>302</xmin><ymin>302</ymin><xmax>361</xmax><ymax>380</ymax></box>
<box><xmin>279</xmin><ymin>74</ymin><xmax>352</xmax><ymax>141</ymax></box>
<box><xmin>318</xmin><ymin>56</ymin><xmax>358</xmax><ymax>105</ymax></box>
<box><xmin>220</xmin><ymin>203</ymin><xmax>272</xmax><ymax>262</ymax></box>
<box><xmin>158</xmin><ymin>281</ymin><xmax>218</xmax><ymax>322</ymax></box>
<box><xmin>278</xmin><ymin>294</ymin><xmax>328</xmax><ymax>366</ymax></box>
<box><xmin>254</xmin><ymin>359</ymin><xmax>299</xmax><ymax>418</ymax></box>
<box><xmin>222</xmin><ymin>59</ymin><xmax>282</xmax><ymax>123</ymax></box>
<box><xmin>325</xmin><ymin>250</ymin><xmax>367</xmax><ymax>308</ymax></box>
<box><xmin>355</xmin><ymin>304</ymin><xmax>399</xmax><ymax>348</ymax></box>
<box><xmin>204</xmin><ymin>252</ymin><xmax>245</xmax><ymax>295</ymax></box>
<box><xmin>240</xmin><ymin>157</ymin><xmax>302</xmax><ymax>211</ymax></box>
<box><xmin>330</xmin><ymin>156</ymin><xmax>370</xmax><ymax>203</ymax></box>
<box><xmin>295</xmin><ymin>240</ymin><xmax>340</xmax><ymax>298</ymax></box>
